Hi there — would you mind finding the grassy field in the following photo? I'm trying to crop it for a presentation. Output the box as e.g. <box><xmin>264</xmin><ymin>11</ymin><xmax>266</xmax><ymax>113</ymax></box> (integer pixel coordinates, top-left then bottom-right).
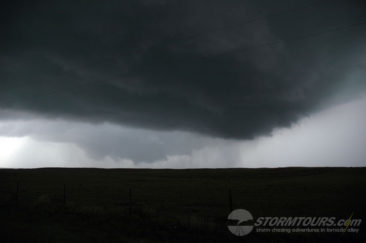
<box><xmin>0</xmin><ymin>167</ymin><xmax>365</xmax><ymax>242</ymax></box>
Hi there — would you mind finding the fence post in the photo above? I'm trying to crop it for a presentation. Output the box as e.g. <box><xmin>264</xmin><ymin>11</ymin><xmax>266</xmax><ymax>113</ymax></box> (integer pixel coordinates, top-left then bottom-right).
<box><xmin>63</xmin><ymin>184</ymin><xmax>66</xmax><ymax>205</ymax></box>
<box><xmin>228</xmin><ymin>189</ymin><xmax>233</xmax><ymax>212</ymax></box>
<box><xmin>129</xmin><ymin>188</ymin><xmax>132</xmax><ymax>216</ymax></box>
<box><xmin>15</xmin><ymin>181</ymin><xmax>19</xmax><ymax>207</ymax></box>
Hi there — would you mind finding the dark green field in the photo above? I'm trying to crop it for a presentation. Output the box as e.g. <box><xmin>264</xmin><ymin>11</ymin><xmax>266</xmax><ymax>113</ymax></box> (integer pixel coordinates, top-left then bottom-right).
<box><xmin>0</xmin><ymin>167</ymin><xmax>365</xmax><ymax>242</ymax></box>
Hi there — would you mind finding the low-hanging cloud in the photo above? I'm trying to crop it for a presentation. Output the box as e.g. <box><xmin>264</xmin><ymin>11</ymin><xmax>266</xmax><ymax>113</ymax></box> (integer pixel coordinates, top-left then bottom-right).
<box><xmin>1</xmin><ymin>0</ymin><xmax>366</xmax><ymax>139</ymax></box>
<box><xmin>0</xmin><ymin>118</ymin><xmax>223</xmax><ymax>163</ymax></box>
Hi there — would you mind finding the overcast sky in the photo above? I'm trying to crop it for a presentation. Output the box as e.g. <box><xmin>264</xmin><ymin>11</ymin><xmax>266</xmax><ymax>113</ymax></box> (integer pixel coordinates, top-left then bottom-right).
<box><xmin>1</xmin><ymin>0</ymin><xmax>365</xmax><ymax>168</ymax></box>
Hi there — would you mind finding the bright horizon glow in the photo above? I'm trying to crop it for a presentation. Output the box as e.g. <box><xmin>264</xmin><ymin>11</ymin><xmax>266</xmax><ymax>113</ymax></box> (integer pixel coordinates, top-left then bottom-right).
<box><xmin>0</xmin><ymin>136</ymin><xmax>27</xmax><ymax>167</ymax></box>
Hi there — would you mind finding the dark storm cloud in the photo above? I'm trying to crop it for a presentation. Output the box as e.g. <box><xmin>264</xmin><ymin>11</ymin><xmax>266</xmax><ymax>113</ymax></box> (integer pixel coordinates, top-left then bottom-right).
<box><xmin>1</xmin><ymin>0</ymin><xmax>366</xmax><ymax>138</ymax></box>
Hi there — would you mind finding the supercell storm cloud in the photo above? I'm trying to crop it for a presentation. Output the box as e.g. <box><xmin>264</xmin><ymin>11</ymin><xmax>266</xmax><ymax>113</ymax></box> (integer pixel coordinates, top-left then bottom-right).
<box><xmin>1</xmin><ymin>0</ymin><xmax>365</xmax><ymax>138</ymax></box>
<box><xmin>0</xmin><ymin>0</ymin><xmax>366</xmax><ymax>167</ymax></box>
